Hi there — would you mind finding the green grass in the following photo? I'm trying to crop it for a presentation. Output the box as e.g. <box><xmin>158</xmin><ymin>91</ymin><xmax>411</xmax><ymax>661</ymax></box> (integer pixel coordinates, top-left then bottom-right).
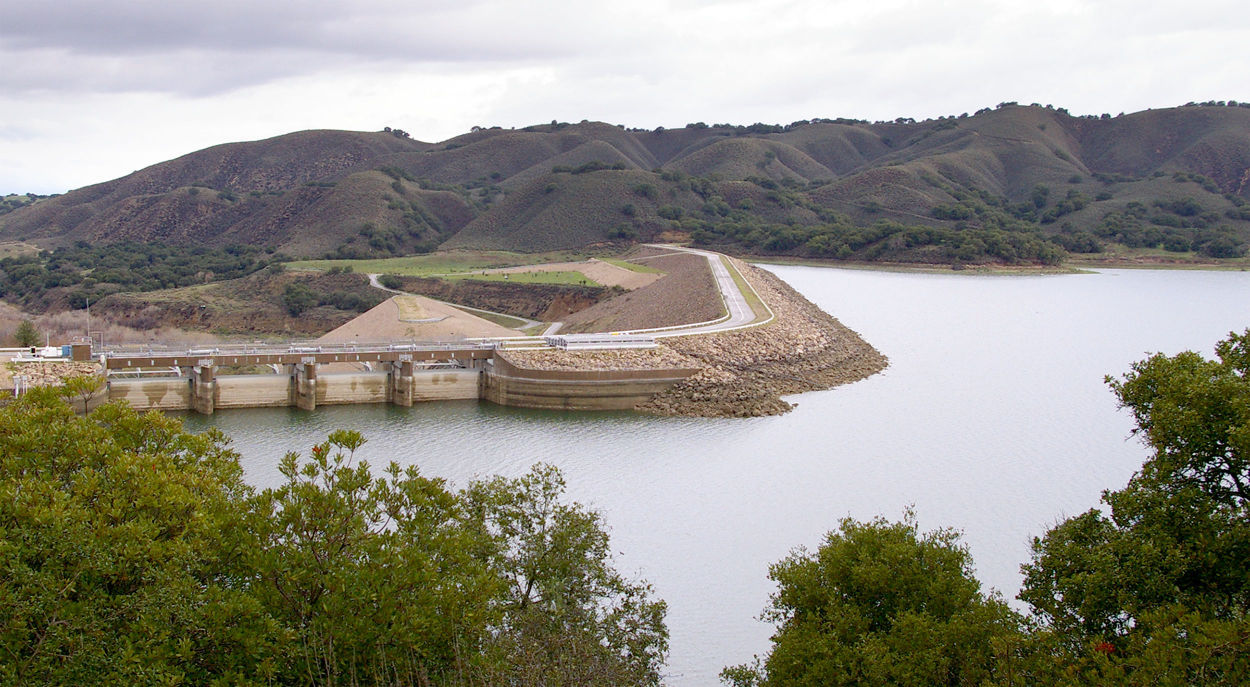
<box><xmin>447</xmin><ymin>305</ymin><xmax>531</xmax><ymax>329</ymax></box>
<box><xmin>722</xmin><ymin>258</ymin><xmax>768</xmax><ymax>322</ymax></box>
<box><xmin>285</xmin><ymin>249</ymin><xmax>598</xmax><ymax>278</ymax></box>
<box><xmin>445</xmin><ymin>271</ymin><xmax>601</xmax><ymax>286</ymax></box>
<box><xmin>0</xmin><ymin>242</ymin><xmax>40</xmax><ymax>259</ymax></box>
<box><xmin>600</xmin><ymin>257</ymin><xmax>663</xmax><ymax>274</ymax></box>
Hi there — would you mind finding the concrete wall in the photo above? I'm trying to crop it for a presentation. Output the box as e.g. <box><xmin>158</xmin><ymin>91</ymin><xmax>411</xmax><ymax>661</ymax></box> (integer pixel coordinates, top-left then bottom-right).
<box><xmin>108</xmin><ymin>360</ymin><xmax>689</xmax><ymax>414</ymax></box>
<box><xmin>317</xmin><ymin>371</ymin><xmax>391</xmax><ymax>406</ymax></box>
<box><xmin>215</xmin><ymin>375</ymin><xmax>294</xmax><ymax>409</ymax></box>
<box><xmin>109</xmin><ymin>378</ymin><xmax>193</xmax><ymax>411</ymax></box>
<box><xmin>481</xmin><ymin>358</ymin><xmax>698</xmax><ymax>411</ymax></box>
<box><xmin>411</xmin><ymin>369</ymin><xmax>481</xmax><ymax>402</ymax></box>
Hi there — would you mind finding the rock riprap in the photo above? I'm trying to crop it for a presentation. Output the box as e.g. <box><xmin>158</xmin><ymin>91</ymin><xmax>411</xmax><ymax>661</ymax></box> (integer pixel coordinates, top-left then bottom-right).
<box><xmin>497</xmin><ymin>259</ymin><xmax>887</xmax><ymax>417</ymax></box>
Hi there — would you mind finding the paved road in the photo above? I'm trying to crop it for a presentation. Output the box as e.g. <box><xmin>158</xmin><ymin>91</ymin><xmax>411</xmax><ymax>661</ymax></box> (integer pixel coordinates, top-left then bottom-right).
<box><xmin>627</xmin><ymin>245</ymin><xmax>769</xmax><ymax>337</ymax></box>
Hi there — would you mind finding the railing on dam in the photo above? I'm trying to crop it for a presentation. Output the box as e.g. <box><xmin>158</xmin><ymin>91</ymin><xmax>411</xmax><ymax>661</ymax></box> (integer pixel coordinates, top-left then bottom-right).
<box><xmin>100</xmin><ymin>340</ymin><xmax>498</xmax><ymax>371</ymax></box>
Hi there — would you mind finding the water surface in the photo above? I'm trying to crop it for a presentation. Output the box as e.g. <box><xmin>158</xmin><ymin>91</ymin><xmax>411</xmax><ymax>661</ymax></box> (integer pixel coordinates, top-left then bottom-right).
<box><xmin>182</xmin><ymin>266</ymin><xmax>1250</xmax><ymax>686</ymax></box>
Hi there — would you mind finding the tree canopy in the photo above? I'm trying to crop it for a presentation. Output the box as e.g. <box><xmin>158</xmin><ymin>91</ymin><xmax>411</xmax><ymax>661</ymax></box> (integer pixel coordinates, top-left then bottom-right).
<box><xmin>0</xmin><ymin>389</ymin><xmax>666</xmax><ymax>686</ymax></box>
<box><xmin>722</xmin><ymin>513</ymin><xmax>1021</xmax><ymax>687</ymax></box>
<box><xmin>727</xmin><ymin>329</ymin><xmax>1250</xmax><ymax>686</ymax></box>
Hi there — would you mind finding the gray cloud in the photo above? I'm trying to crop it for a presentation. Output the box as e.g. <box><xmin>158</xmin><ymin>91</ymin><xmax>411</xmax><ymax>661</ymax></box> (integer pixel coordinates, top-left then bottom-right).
<box><xmin>0</xmin><ymin>0</ymin><xmax>614</xmax><ymax>95</ymax></box>
<box><xmin>2</xmin><ymin>0</ymin><xmax>1248</xmax><ymax>193</ymax></box>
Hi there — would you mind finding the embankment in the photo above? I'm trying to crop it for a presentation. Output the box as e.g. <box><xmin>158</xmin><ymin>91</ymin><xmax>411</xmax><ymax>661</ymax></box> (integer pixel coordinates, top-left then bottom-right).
<box><xmin>638</xmin><ymin>261</ymin><xmax>887</xmax><ymax>417</ymax></box>
<box><xmin>498</xmin><ymin>260</ymin><xmax>887</xmax><ymax>417</ymax></box>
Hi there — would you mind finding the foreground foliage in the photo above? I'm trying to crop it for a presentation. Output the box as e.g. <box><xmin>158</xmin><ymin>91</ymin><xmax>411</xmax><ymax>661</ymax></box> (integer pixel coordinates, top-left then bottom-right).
<box><xmin>728</xmin><ymin>329</ymin><xmax>1250</xmax><ymax>685</ymax></box>
<box><xmin>0</xmin><ymin>390</ymin><xmax>666</xmax><ymax>686</ymax></box>
<box><xmin>722</xmin><ymin>513</ymin><xmax>1020</xmax><ymax>686</ymax></box>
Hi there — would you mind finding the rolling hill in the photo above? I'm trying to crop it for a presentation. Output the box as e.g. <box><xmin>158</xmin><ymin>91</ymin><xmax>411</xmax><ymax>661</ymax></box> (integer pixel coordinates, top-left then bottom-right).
<box><xmin>3</xmin><ymin>103</ymin><xmax>1249</xmax><ymax>265</ymax></box>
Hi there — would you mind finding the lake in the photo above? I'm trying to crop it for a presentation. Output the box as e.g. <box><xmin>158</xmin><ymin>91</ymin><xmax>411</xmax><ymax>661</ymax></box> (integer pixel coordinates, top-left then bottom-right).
<box><xmin>180</xmin><ymin>265</ymin><xmax>1250</xmax><ymax>686</ymax></box>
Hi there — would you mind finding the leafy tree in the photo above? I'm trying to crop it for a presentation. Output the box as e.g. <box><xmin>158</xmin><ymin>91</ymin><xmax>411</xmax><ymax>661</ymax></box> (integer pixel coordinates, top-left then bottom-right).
<box><xmin>249</xmin><ymin>430</ymin><xmax>501</xmax><ymax>685</ymax></box>
<box><xmin>282</xmin><ymin>281</ymin><xmax>318</xmax><ymax>316</ymax></box>
<box><xmin>0</xmin><ymin>388</ymin><xmax>281</xmax><ymax>685</ymax></box>
<box><xmin>724</xmin><ymin>511</ymin><xmax>1021</xmax><ymax>686</ymax></box>
<box><xmin>1020</xmin><ymin>329</ymin><xmax>1250</xmax><ymax>678</ymax></box>
<box><xmin>1</xmin><ymin>390</ymin><xmax>665</xmax><ymax>686</ymax></box>
<box><xmin>59</xmin><ymin>373</ymin><xmax>104</xmax><ymax>414</ymax></box>
<box><xmin>463</xmin><ymin>465</ymin><xmax>669</xmax><ymax>686</ymax></box>
<box><xmin>13</xmin><ymin>319</ymin><xmax>39</xmax><ymax>347</ymax></box>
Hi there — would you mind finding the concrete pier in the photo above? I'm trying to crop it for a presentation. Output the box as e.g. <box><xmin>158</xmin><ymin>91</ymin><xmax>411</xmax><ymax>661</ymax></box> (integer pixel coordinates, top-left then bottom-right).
<box><xmin>191</xmin><ymin>362</ymin><xmax>216</xmax><ymax>415</ymax></box>
<box><xmin>294</xmin><ymin>360</ymin><xmax>317</xmax><ymax>411</ymax></box>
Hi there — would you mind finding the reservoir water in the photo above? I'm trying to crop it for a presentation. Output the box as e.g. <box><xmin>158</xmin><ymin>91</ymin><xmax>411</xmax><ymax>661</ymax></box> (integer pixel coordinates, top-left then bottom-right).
<box><xmin>180</xmin><ymin>265</ymin><xmax>1250</xmax><ymax>686</ymax></box>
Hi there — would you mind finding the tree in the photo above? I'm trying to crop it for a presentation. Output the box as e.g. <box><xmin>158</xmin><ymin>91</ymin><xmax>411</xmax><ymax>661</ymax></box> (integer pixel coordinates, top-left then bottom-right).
<box><xmin>13</xmin><ymin>319</ymin><xmax>39</xmax><ymax>347</ymax></box>
<box><xmin>248</xmin><ymin>430</ymin><xmax>501</xmax><ymax>685</ymax></box>
<box><xmin>1019</xmin><ymin>329</ymin><xmax>1250</xmax><ymax>680</ymax></box>
<box><xmin>1</xmin><ymin>389</ymin><xmax>666</xmax><ymax>686</ymax></box>
<box><xmin>0</xmin><ymin>387</ymin><xmax>281</xmax><ymax>685</ymax></box>
<box><xmin>463</xmin><ymin>465</ymin><xmax>669</xmax><ymax>686</ymax></box>
<box><xmin>282</xmin><ymin>281</ymin><xmax>317</xmax><ymax>316</ymax></box>
<box><xmin>724</xmin><ymin>511</ymin><xmax>1022</xmax><ymax>687</ymax></box>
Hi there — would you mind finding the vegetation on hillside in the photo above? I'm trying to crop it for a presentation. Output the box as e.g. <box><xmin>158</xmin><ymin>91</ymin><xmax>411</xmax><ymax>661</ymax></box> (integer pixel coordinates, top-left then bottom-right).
<box><xmin>0</xmin><ymin>390</ymin><xmax>667</xmax><ymax>685</ymax></box>
<box><xmin>0</xmin><ymin>241</ymin><xmax>276</xmax><ymax>312</ymax></box>
<box><xmin>726</xmin><ymin>330</ymin><xmax>1250</xmax><ymax>685</ymax></box>
<box><xmin>0</xmin><ymin>193</ymin><xmax>58</xmax><ymax>216</ymax></box>
<box><xmin>4</xmin><ymin>104</ymin><xmax>1249</xmax><ymax>266</ymax></box>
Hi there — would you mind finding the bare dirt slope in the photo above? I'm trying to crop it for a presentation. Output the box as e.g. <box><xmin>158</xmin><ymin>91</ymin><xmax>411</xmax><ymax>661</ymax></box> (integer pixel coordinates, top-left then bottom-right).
<box><xmin>559</xmin><ymin>248</ymin><xmax>721</xmax><ymax>332</ymax></box>
<box><xmin>317</xmin><ymin>295</ymin><xmax>517</xmax><ymax>342</ymax></box>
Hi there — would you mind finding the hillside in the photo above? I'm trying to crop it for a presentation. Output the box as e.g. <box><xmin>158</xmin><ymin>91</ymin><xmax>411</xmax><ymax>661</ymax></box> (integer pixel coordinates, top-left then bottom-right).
<box><xmin>3</xmin><ymin>103</ymin><xmax>1249</xmax><ymax>265</ymax></box>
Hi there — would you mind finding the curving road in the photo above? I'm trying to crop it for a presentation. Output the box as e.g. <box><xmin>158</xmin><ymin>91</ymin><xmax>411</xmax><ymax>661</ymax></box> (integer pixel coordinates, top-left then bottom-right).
<box><xmin>365</xmin><ymin>244</ymin><xmax>772</xmax><ymax>343</ymax></box>
<box><xmin>367</xmin><ymin>274</ymin><xmax>542</xmax><ymax>330</ymax></box>
<box><xmin>626</xmin><ymin>244</ymin><xmax>771</xmax><ymax>337</ymax></box>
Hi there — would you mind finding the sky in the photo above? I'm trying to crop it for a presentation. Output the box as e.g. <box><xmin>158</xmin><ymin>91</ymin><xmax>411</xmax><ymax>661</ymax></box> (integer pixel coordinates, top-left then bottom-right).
<box><xmin>2</xmin><ymin>0</ymin><xmax>1247</xmax><ymax>194</ymax></box>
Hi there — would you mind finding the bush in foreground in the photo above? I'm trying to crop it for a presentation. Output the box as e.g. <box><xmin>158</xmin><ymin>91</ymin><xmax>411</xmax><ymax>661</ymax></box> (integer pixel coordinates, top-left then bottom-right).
<box><xmin>0</xmin><ymin>389</ymin><xmax>666</xmax><ymax>686</ymax></box>
<box><xmin>728</xmin><ymin>329</ymin><xmax>1250</xmax><ymax>686</ymax></box>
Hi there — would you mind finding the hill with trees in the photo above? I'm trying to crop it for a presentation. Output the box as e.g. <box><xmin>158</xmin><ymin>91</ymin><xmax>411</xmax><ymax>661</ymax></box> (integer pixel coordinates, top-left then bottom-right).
<box><xmin>3</xmin><ymin>103</ymin><xmax>1250</xmax><ymax>266</ymax></box>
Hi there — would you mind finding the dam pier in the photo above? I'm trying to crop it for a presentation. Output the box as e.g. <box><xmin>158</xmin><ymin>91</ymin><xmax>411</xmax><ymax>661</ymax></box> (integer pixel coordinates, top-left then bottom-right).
<box><xmin>99</xmin><ymin>340</ymin><xmax>699</xmax><ymax>414</ymax></box>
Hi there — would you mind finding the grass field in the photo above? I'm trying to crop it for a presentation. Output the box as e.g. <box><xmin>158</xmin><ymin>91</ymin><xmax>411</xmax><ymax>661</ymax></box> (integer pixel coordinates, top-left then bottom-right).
<box><xmin>286</xmin><ymin>249</ymin><xmax>597</xmax><ymax>278</ymax></box>
<box><xmin>0</xmin><ymin>242</ymin><xmax>40</xmax><ymax>259</ymax></box>
<box><xmin>723</xmin><ymin>258</ymin><xmax>768</xmax><ymax>322</ymax></box>
<box><xmin>600</xmin><ymin>257</ymin><xmax>663</xmax><ymax>274</ymax></box>
<box><xmin>444</xmin><ymin>271</ymin><xmax>601</xmax><ymax>286</ymax></box>
<box><xmin>447</xmin><ymin>305</ymin><xmax>532</xmax><ymax>329</ymax></box>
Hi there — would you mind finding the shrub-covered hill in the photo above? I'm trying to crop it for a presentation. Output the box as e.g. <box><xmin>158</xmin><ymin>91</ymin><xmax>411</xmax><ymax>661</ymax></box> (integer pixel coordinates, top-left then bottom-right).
<box><xmin>3</xmin><ymin>103</ymin><xmax>1250</xmax><ymax>265</ymax></box>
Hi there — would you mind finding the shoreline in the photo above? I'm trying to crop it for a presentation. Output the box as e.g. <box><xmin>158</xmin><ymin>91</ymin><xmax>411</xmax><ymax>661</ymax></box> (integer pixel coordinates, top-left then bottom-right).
<box><xmin>499</xmin><ymin>259</ymin><xmax>889</xmax><ymax>418</ymax></box>
<box><xmin>733</xmin><ymin>253</ymin><xmax>1249</xmax><ymax>274</ymax></box>
<box><xmin>638</xmin><ymin>260</ymin><xmax>887</xmax><ymax>417</ymax></box>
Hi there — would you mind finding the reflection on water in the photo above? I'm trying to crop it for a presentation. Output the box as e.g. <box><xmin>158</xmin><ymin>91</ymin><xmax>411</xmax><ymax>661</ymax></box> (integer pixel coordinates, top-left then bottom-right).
<box><xmin>180</xmin><ymin>266</ymin><xmax>1250</xmax><ymax>686</ymax></box>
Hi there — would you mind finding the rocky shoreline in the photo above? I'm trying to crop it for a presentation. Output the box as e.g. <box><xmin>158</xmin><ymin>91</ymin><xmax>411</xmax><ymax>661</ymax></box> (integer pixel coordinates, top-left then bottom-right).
<box><xmin>638</xmin><ymin>260</ymin><xmax>887</xmax><ymax>417</ymax></box>
<box><xmin>499</xmin><ymin>259</ymin><xmax>887</xmax><ymax>418</ymax></box>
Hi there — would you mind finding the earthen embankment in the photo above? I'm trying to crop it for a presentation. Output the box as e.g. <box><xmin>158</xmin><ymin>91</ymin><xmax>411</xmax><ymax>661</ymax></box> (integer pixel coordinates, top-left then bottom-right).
<box><xmin>497</xmin><ymin>259</ymin><xmax>886</xmax><ymax>417</ymax></box>
<box><xmin>637</xmin><ymin>260</ymin><xmax>887</xmax><ymax>417</ymax></box>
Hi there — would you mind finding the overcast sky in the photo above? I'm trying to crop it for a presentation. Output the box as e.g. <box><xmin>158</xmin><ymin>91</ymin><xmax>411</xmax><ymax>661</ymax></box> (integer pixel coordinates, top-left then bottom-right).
<box><xmin>2</xmin><ymin>0</ymin><xmax>1247</xmax><ymax>194</ymax></box>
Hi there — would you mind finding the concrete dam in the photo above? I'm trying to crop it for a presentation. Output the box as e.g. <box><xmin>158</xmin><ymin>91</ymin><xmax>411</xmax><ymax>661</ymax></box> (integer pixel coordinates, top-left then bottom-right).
<box><xmin>99</xmin><ymin>342</ymin><xmax>699</xmax><ymax>414</ymax></box>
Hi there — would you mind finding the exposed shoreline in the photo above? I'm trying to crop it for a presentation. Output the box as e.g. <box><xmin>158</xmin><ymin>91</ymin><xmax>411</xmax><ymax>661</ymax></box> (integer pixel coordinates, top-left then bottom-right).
<box><xmin>638</xmin><ymin>260</ymin><xmax>887</xmax><ymax>417</ymax></box>
<box><xmin>739</xmin><ymin>253</ymin><xmax>1249</xmax><ymax>274</ymax></box>
<box><xmin>499</xmin><ymin>259</ymin><xmax>889</xmax><ymax>418</ymax></box>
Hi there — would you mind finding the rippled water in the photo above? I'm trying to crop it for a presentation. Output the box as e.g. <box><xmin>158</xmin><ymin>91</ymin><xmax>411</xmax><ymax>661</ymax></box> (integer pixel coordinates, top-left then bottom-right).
<box><xmin>180</xmin><ymin>266</ymin><xmax>1250</xmax><ymax>686</ymax></box>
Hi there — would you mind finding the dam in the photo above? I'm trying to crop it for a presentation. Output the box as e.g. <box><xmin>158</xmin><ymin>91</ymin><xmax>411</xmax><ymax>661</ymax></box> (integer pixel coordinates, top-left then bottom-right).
<box><xmin>98</xmin><ymin>341</ymin><xmax>699</xmax><ymax>413</ymax></box>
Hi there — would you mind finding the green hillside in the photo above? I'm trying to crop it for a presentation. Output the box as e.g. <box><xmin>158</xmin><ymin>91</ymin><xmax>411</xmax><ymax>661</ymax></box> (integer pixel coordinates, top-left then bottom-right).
<box><xmin>3</xmin><ymin>103</ymin><xmax>1249</xmax><ymax>266</ymax></box>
